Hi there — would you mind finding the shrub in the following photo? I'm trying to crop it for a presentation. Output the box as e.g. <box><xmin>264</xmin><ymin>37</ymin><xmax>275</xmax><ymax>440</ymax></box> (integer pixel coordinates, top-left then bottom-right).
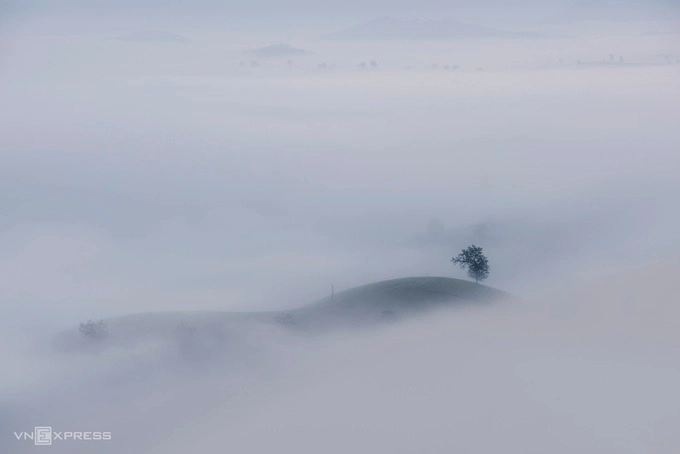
<box><xmin>79</xmin><ymin>319</ymin><xmax>108</xmax><ymax>341</ymax></box>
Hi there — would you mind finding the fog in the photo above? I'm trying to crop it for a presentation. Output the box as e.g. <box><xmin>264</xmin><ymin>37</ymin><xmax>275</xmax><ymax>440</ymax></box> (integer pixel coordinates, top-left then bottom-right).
<box><xmin>1</xmin><ymin>1</ymin><xmax>680</xmax><ymax>452</ymax></box>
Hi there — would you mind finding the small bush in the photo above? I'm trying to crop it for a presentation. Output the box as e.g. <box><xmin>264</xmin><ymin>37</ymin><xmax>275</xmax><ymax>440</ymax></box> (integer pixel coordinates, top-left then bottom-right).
<box><xmin>79</xmin><ymin>319</ymin><xmax>108</xmax><ymax>341</ymax></box>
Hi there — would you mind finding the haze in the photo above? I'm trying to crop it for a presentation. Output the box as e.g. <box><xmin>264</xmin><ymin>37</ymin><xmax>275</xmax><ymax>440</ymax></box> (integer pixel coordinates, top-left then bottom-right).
<box><xmin>1</xmin><ymin>1</ymin><xmax>679</xmax><ymax>452</ymax></box>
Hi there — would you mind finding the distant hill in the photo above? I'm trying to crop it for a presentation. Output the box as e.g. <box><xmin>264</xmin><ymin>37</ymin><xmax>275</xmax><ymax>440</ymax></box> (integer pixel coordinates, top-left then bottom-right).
<box><xmin>322</xmin><ymin>17</ymin><xmax>541</xmax><ymax>41</ymax></box>
<box><xmin>249</xmin><ymin>43</ymin><xmax>308</xmax><ymax>58</ymax></box>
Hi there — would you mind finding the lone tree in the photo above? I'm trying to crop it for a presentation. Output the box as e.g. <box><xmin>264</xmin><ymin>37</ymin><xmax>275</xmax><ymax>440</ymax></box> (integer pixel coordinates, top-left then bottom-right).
<box><xmin>451</xmin><ymin>245</ymin><xmax>490</xmax><ymax>283</ymax></box>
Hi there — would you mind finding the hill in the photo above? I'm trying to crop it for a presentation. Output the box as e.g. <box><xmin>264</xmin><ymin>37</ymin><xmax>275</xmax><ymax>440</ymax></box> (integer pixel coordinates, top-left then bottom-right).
<box><xmin>56</xmin><ymin>277</ymin><xmax>510</xmax><ymax>350</ymax></box>
<box><xmin>293</xmin><ymin>277</ymin><xmax>508</xmax><ymax>328</ymax></box>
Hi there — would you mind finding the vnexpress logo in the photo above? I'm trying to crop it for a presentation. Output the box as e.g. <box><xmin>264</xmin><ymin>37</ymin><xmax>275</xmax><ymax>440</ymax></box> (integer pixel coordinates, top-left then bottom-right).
<box><xmin>14</xmin><ymin>426</ymin><xmax>112</xmax><ymax>446</ymax></box>
<box><xmin>34</xmin><ymin>427</ymin><xmax>52</xmax><ymax>446</ymax></box>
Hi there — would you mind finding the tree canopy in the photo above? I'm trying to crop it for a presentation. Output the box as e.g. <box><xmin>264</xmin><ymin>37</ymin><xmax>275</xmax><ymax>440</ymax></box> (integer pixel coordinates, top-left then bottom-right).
<box><xmin>451</xmin><ymin>245</ymin><xmax>490</xmax><ymax>283</ymax></box>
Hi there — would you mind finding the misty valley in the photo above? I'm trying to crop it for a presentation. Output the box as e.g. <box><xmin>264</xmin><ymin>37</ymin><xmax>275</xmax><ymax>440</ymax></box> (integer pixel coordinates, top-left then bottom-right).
<box><xmin>1</xmin><ymin>0</ymin><xmax>679</xmax><ymax>453</ymax></box>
